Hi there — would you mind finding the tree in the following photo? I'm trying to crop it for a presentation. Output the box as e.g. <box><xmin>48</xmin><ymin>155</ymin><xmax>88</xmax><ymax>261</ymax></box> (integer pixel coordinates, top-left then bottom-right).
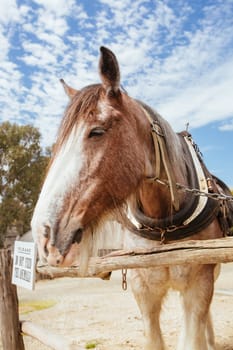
<box><xmin>0</xmin><ymin>122</ymin><xmax>50</xmax><ymax>248</ymax></box>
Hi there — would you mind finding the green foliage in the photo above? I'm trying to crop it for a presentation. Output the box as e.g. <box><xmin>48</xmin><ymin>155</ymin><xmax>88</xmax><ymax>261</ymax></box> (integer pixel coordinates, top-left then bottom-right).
<box><xmin>85</xmin><ymin>341</ymin><xmax>99</xmax><ymax>349</ymax></box>
<box><xmin>19</xmin><ymin>300</ymin><xmax>56</xmax><ymax>314</ymax></box>
<box><xmin>0</xmin><ymin>122</ymin><xmax>50</xmax><ymax>247</ymax></box>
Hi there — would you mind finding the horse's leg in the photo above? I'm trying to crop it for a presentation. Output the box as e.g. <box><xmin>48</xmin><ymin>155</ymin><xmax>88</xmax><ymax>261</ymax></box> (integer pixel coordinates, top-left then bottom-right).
<box><xmin>206</xmin><ymin>311</ymin><xmax>215</xmax><ymax>350</ymax></box>
<box><xmin>130</xmin><ymin>268</ymin><xmax>168</xmax><ymax>350</ymax></box>
<box><xmin>177</xmin><ymin>264</ymin><xmax>216</xmax><ymax>350</ymax></box>
<box><xmin>205</xmin><ymin>264</ymin><xmax>221</xmax><ymax>350</ymax></box>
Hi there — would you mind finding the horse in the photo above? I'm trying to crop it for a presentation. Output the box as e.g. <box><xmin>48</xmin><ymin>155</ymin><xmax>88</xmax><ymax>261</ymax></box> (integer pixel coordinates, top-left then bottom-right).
<box><xmin>31</xmin><ymin>46</ymin><xmax>233</xmax><ymax>350</ymax></box>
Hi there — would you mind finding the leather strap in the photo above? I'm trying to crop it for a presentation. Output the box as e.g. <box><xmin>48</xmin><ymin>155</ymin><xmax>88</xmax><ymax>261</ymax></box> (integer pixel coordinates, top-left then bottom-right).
<box><xmin>141</xmin><ymin>105</ymin><xmax>180</xmax><ymax>211</ymax></box>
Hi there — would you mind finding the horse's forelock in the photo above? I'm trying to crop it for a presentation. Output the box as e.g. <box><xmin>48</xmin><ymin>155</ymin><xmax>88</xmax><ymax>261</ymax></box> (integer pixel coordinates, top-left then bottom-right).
<box><xmin>54</xmin><ymin>84</ymin><xmax>104</xmax><ymax>154</ymax></box>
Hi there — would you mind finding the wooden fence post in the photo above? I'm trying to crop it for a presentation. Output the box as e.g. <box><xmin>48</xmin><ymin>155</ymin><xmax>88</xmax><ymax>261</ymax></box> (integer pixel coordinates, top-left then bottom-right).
<box><xmin>0</xmin><ymin>249</ymin><xmax>25</xmax><ymax>350</ymax></box>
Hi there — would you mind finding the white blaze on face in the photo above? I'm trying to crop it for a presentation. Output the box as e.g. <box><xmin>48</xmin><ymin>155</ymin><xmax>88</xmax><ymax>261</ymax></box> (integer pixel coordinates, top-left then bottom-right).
<box><xmin>97</xmin><ymin>99</ymin><xmax>112</xmax><ymax>120</ymax></box>
<box><xmin>31</xmin><ymin>122</ymin><xmax>86</xmax><ymax>240</ymax></box>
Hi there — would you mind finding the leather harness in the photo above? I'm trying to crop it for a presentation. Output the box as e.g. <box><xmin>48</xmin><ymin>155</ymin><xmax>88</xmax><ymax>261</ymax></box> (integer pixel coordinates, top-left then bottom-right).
<box><xmin>123</xmin><ymin>102</ymin><xmax>230</xmax><ymax>242</ymax></box>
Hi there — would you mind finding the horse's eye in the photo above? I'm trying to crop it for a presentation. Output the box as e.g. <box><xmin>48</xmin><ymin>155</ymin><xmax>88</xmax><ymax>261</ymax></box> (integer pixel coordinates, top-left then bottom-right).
<box><xmin>88</xmin><ymin>128</ymin><xmax>106</xmax><ymax>138</ymax></box>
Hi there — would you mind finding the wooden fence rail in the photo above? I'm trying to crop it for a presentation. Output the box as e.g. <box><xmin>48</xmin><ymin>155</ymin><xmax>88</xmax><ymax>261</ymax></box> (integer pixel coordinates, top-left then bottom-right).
<box><xmin>1</xmin><ymin>237</ymin><xmax>233</xmax><ymax>349</ymax></box>
<box><xmin>37</xmin><ymin>237</ymin><xmax>233</xmax><ymax>278</ymax></box>
<box><xmin>20</xmin><ymin>321</ymin><xmax>84</xmax><ymax>350</ymax></box>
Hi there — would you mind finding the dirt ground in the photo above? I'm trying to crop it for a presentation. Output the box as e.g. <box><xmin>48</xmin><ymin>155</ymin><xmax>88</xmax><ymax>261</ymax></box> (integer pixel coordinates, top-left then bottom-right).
<box><xmin>2</xmin><ymin>264</ymin><xmax>233</xmax><ymax>349</ymax></box>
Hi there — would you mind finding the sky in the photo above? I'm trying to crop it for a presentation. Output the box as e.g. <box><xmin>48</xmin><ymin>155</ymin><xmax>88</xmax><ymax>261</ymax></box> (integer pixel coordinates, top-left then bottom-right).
<box><xmin>0</xmin><ymin>0</ymin><xmax>233</xmax><ymax>188</ymax></box>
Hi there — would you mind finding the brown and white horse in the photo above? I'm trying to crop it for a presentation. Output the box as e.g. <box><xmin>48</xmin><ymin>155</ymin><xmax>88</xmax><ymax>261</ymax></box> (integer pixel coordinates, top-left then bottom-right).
<box><xmin>32</xmin><ymin>47</ymin><xmax>227</xmax><ymax>350</ymax></box>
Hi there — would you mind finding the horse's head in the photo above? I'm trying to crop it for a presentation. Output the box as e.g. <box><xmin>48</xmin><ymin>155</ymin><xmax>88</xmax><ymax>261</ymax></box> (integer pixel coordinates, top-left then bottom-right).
<box><xmin>31</xmin><ymin>47</ymin><xmax>153</xmax><ymax>269</ymax></box>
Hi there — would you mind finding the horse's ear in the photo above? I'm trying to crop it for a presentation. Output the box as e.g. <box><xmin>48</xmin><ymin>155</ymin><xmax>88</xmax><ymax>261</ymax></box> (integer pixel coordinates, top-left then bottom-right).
<box><xmin>99</xmin><ymin>46</ymin><xmax>120</xmax><ymax>95</ymax></box>
<box><xmin>60</xmin><ymin>79</ymin><xmax>79</xmax><ymax>99</ymax></box>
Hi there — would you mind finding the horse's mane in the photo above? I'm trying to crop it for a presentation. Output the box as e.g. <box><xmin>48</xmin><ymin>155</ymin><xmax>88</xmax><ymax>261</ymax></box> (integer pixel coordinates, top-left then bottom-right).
<box><xmin>137</xmin><ymin>100</ymin><xmax>187</xmax><ymax>181</ymax></box>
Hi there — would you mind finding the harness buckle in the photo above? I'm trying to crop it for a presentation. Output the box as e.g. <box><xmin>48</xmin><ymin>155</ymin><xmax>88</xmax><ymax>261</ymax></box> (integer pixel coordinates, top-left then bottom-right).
<box><xmin>206</xmin><ymin>177</ymin><xmax>214</xmax><ymax>193</ymax></box>
<box><xmin>151</xmin><ymin>121</ymin><xmax>164</xmax><ymax>137</ymax></box>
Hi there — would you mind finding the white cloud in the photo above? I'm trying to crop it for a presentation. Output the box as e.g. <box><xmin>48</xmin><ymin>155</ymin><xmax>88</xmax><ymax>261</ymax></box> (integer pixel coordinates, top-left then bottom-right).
<box><xmin>32</xmin><ymin>0</ymin><xmax>76</xmax><ymax>17</ymax></box>
<box><xmin>0</xmin><ymin>28</ymin><xmax>10</xmax><ymax>60</ymax></box>
<box><xmin>219</xmin><ymin>120</ymin><xmax>233</xmax><ymax>131</ymax></box>
<box><xmin>0</xmin><ymin>0</ymin><xmax>19</xmax><ymax>24</ymax></box>
<box><xmin>154</xmin><ymin>56</ymin><xmax>233</xmax><ymax>130</ymax></box>
<box><xmin>0</xmin><ymin>0</ymin><xmax>233</xmax><ymax>150</ymax></box>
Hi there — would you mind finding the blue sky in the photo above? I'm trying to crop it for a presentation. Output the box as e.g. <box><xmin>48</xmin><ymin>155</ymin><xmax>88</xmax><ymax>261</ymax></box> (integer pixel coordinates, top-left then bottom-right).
<box><xmin>1</xmin><ymin>0</ymin><xmax>233</xmax><ymax>187</ymax></box>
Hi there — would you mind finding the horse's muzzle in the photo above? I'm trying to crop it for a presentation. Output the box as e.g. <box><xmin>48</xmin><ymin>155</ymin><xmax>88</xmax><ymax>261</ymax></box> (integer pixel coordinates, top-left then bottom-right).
<box><xmin>40</xmin><ymin>225</ymin><xmax>83</xmax><ymax>267</ymax></box>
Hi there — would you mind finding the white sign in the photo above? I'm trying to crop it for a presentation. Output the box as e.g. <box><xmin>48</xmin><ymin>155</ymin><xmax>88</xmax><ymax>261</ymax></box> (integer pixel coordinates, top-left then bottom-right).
<box><xmin>12</xmin><ymin>241</ymin><xmax>37</xmax><ymax>290</ymax></box>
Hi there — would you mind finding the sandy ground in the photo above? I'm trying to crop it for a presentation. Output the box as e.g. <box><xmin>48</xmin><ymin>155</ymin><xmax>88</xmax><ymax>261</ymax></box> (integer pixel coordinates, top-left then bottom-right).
<box><xmin>2</xmin><ymin>264</ymin><xmax>233</xmax><ymax>350</ymax></box>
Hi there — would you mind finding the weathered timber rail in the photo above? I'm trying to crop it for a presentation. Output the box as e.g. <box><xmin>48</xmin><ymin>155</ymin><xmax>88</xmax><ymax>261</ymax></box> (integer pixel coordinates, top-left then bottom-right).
<box><xmin>2</xmin><ymin>237</ymin><xmax>233</xmax><ymax>349</ymax></box>
<box><xmin>20</xmin><ymin>321</ymin><xmax>84</xmax><ymax>350</ymax></box>
<box><xmin>37</xmin><ymin>237</ymin><xmax>233</xmax><ymax>278</ymax></box>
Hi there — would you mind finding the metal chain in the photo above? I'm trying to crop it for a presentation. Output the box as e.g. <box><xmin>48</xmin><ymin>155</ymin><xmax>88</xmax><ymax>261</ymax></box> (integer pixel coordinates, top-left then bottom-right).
<box><xmin>120</xmin><ymin>177</ymin><xmax>232</xmax><ymax>289</ymax></box>
<box><xmin>155</xmin><ymin>178</ymin><xmax>233</xmax><ymax>202</ymax></box>
<box><xmin>121</xmin><ymin>268</ymin><xmax>128</xmax><ymax>291</ymax></box>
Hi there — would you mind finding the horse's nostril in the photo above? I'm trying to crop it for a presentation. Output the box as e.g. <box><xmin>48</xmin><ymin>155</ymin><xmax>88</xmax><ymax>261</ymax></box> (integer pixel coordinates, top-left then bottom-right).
<box><xmin>44</xmin><ymin>245</ymin><xmax>49</xmax><ymax>257</ymax></box>
<box><xmin>72</xmin><ymin>228</ymin><xmax>83</xmax><ymax>244</ymax></box>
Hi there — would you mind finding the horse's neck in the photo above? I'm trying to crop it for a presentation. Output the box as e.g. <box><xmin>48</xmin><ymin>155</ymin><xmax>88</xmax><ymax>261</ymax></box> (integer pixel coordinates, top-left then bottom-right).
<box><xmin>138</xmin><ymin>178</ymin><xmax>173</xmax><ymax>218</ymax></box>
